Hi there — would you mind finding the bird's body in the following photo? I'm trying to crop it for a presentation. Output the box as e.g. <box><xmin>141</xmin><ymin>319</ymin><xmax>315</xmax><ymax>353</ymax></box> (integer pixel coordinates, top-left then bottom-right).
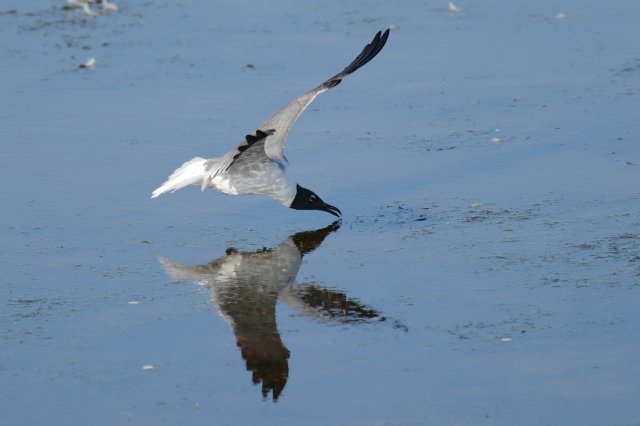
<box><xmin>152</xmin><ymin>30</ymin><xmax>390</xmax><ymax>217</ymax></box>
<box><xmin>63</xmin><ymin>0</ymin><xmax>90</xmax><ymax>10</ymax></box>
<box><xmin>154</xmin><ymin>137</ymin><xmax>297</xmax><ymax>205</ymax></box>
<box><xmin>64</xmin><ymin>0</ymin><xmax>99</xmax><ymax>16</ymax></box>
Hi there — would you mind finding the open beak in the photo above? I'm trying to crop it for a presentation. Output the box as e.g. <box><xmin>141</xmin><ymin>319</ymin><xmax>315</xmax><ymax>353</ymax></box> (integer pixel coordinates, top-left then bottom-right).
<box><xmin>321</xmin><ymin>202</ymin><xmax>342</xmax><ymax>218</ymax></box>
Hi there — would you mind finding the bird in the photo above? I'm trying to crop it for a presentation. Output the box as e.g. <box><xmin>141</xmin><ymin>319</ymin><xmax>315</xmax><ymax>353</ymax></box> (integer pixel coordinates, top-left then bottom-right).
<box><xmin>159</xmin><ymin>221</ymin><xmax>385</xmax><ymax>400</ymax></box>
<box><xmin>448</xmin><ymin>1</ymin><xmax>462</xmax><ymax>13</ymax></box>
<box><xmin>81</xmin><ymin>1</ymin><xmax>98</xmax><ymax>17</ymax></box>
<box><xmin>100</xmin><ymin>0</ymin><xmax>118</xmax><ymax>13</ymax></box>
<box><xmin>63</xmin><ymin>0</ymin><xmax>90</xmax><ymax>10</ymax></box>
<box><xmin>63</xmin><ymin>0</ymin><xmax>98</xmax><ymax>16</ymax></box>
<box><xmin>151</xmin><ymin>29</ymin><xmax>390</xmax><ymax>217</ymax></box>
<box><xmin>78</xmin><ymin>57</ymin><xmax>96</xmax><ymax>69</ymax></box>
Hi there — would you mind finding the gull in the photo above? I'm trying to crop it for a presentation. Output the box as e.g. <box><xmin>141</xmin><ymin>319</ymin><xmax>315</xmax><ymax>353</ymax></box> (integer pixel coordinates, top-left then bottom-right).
<box><xmin>63</xmin><ymin>0</ymin><xmax>91</xmax><ymax>10</ymax></box>
<box><xmin>101</xmin><ymin>0</ymin><xmax>118</xmax><ymax>13</ymax></box>
<box><xmin>64</xmin><ymin>0</ymin><xmax>99</xmax><ymax>16</ymax></box>
<box><xmin>81</xmin><ymin>1</ymin><xmax>98</xmax><ymax>17</ymax></box>
<box><xmin>79</xmin><ymin>57</ymin><xmax>96</xmax><ymax>69</ymax></box>
<box><xmin>151</xmin><ymin>29</ymin><xmax>390</xmax><ymax>217</ymax></box>
<box><xmin>448</xmin><ymin>1</ymin><xmax>462</xmax><ymax>13</ymax></box>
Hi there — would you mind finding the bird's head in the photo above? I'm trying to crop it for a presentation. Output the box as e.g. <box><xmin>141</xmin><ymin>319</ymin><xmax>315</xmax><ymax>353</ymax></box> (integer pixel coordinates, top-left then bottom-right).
<box><xmin>289</xmin><ymin>184</ymin><xmax>341</xmax><ymax>217</ymax></box>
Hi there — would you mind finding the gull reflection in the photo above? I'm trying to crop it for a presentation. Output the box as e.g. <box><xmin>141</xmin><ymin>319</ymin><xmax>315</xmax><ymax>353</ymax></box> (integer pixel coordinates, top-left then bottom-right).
<box><xmin>160</xmin><ymin>221</ymin><xmax>387</xmax><ymax>401</ymax></box>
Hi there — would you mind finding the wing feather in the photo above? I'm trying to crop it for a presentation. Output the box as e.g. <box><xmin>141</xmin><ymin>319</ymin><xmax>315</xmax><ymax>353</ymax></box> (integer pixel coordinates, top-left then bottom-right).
<box><xmin>262</xmin><ymin>29</ymin><xmax>390</xmax><ymax>165</ymax></box>
<box><xmin>201</xmin><ymin>29</ymin><xmax>390</xmax><ymax>188</ymax></box>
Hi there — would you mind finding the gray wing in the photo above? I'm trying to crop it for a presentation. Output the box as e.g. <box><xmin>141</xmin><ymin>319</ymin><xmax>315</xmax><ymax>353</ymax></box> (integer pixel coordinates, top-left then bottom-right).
<box><xmin>201</xmin><ymin>29</ymin><xmax>390</xmax><ymax>187</ymax></box>
<box><xmin>261</xmin><ymin>29</ymin><xmax>390</xmax><ymax>165</ymax></box>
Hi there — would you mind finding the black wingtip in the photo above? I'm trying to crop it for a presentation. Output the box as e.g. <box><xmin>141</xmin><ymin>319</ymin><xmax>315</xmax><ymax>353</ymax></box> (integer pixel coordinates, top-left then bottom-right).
<box><xmin>380</xmin><ymin>27</ymin><xmax>390</xmax><ymax>46</ymax></box>
<box><xmin>321</xmin><ymin>29</ymin><xmax>390</xmax><ymax>89</ymax></box>
<box><xmin>341</xmin><ymin>28</ymin><xmax>390</xmax><ymax>77</ymax></box>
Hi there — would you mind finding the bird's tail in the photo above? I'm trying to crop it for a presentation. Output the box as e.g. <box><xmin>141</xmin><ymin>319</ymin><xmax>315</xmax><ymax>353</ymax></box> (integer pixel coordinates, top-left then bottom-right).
<box><xmin>158</xmin><ymin>257</ymin><xmax>195</xmax><ymax>281</ymax></box>
<box><xmin>151</xmin><ymin>157</ymin><xmax>207</xmax><ymax>198</ymax></box>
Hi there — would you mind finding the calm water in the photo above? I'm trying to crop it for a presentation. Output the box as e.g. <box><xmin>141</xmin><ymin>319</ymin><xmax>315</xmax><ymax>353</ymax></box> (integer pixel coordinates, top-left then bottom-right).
<box><xmin>1</xmin><ymin>0</ymin><xmax>639</xmax><ymax>425</ymax></box>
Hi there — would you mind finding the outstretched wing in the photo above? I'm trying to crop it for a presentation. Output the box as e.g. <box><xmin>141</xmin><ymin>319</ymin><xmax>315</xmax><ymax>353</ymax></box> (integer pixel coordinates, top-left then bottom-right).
<box><xmin>262</xmin><ymin>29</ymin><xmax>390</xmax><ymax>165</ymax></box>
<box><xmin>201</xmin><ymin>29</ymin><xmax>390</xmax><ymax>188</ymax></box>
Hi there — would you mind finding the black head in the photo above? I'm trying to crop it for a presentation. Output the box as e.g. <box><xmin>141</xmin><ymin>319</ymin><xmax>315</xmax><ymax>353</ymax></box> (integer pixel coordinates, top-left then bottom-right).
<box><xmin>290</xmin><ymin>184</ymin><xmax>341</xmax><ymax>217</ymax></box>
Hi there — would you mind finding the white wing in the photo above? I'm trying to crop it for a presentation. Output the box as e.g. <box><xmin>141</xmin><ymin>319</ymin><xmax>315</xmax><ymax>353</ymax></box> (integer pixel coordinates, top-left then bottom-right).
<box><xmin>201</xmin><ymin>29</ymin><xmax>390</xmax><ymax>189</ymax></box>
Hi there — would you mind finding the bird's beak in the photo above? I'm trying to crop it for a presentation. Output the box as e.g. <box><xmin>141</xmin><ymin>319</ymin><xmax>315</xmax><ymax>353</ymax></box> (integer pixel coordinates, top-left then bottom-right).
<box><xmin>321</xmin><ymin>202</ymin><xmax>342</xmax><ymax>217</ymax></box>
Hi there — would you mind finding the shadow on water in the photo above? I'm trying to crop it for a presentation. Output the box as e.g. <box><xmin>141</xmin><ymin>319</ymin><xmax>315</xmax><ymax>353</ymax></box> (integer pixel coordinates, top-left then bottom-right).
<box><xmin>160</xmin><ymin>221</ymin><xmax>394</xmax><ymax>401</ymax></box>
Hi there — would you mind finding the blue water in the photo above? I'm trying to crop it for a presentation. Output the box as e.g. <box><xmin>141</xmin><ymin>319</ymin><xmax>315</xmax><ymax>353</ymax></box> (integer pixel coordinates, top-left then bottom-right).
<box><xmin>1</xmin><ymin>0</ymin><xmax>639</xmax><ymax>424</ymax></box>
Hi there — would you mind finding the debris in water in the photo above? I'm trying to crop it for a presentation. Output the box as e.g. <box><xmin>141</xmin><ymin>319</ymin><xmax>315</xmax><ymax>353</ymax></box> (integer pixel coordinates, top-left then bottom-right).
<box><xmin>501</xmin><ymin>337</ymin><xmax>512</xmax><ymax>342</ymax></box>
<box><xmin>142</xmin><ymin>364</ymin><xmax>154</xmax><ymax>370</ymax></box>
<box><xmin>491</xmin><ymin>137</ymin><xmax>503</xmax><ymax>145</ymax></box>
<box><xmin>555</xmin><ymin>12</ymin><xmax>567</xmax><ymax>20</ymax></box>
<box><xmin>128</xmin><ymin>301</ymin><xmax>140</xmax><ymax>305</ymax></box>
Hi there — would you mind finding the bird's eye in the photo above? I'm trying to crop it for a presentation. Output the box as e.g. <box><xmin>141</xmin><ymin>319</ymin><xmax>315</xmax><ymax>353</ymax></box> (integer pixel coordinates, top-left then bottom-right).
<box><xmin>309</xmin><ymin>195</ymin><xmax>317</xmax><ymax>202</ymax></box>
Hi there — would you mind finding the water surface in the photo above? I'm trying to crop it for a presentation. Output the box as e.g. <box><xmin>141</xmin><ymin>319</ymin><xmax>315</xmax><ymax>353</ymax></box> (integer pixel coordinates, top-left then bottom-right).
<box><xmin>1</xmin><ymin>0</ymin><xmax>639</xmax><ymax>425</ymax></box>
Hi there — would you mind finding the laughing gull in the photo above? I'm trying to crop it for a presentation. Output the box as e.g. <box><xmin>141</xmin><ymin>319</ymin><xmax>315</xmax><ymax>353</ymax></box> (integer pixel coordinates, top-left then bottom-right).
<box><xmin>151</xmin><ymin>29</ymin><xmax>390</xmax><ymax>217</ymax></box>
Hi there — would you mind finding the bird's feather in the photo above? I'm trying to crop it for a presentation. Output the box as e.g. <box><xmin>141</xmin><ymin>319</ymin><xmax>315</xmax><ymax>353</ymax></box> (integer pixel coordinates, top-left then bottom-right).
<box><xmin>200</xmin><ymin>29</ymin><xmax>390</xmax><ymax>188</ymax></box>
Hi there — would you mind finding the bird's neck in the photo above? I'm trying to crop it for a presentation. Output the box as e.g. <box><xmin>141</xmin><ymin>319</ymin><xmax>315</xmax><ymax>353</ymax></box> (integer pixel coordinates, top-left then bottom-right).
<box><xmin>272</xmin><ymin>179</ymin><xmax>297</xmax><ymax>207</ymax></box>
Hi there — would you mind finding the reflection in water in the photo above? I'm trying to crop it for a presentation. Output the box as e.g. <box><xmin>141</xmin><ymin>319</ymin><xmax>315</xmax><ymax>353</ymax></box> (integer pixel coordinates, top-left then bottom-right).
<box><xmin>160</xmin><ymin>222</ymin><xmax>387</xmax><ymax>401</ymax></box>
